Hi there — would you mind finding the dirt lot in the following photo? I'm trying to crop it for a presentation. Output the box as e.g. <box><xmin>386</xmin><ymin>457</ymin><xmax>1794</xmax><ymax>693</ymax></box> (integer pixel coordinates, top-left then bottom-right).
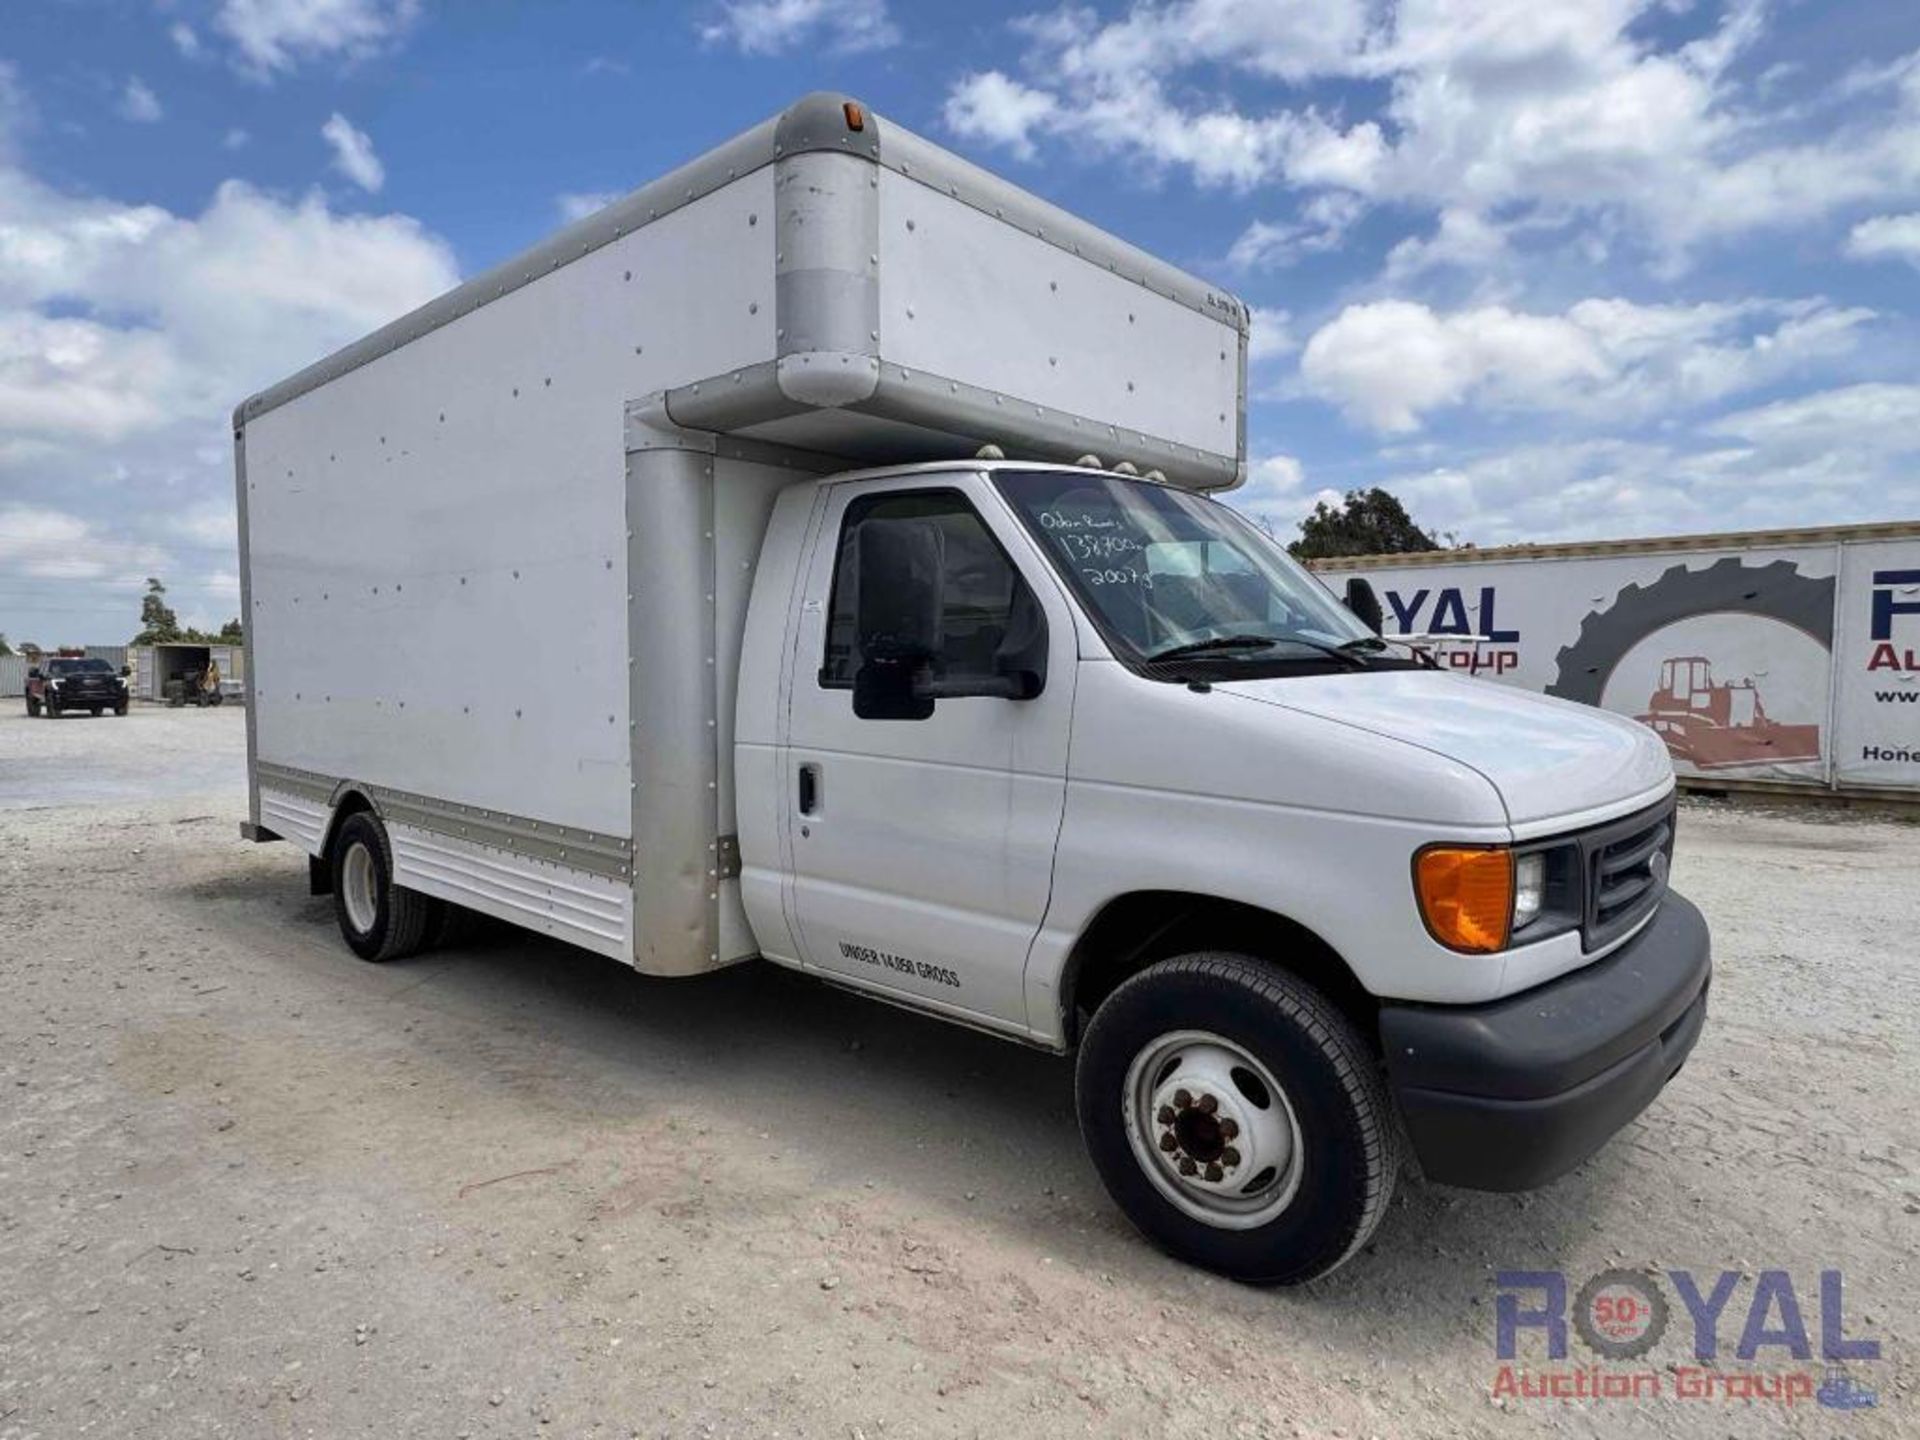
<box><xmin>1</xmin><ymin>705</ymin><xmax>1915</xmax><ymax>1438</ymax></box>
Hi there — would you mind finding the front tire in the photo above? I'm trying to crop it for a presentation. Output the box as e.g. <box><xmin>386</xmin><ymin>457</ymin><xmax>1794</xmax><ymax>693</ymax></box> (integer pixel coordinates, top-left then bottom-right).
<box><xmin>1076</xmin><ymin>953</ymin><xmax>1400</xmax><ymax>1284</ymax></box>
<box><xmin>25</xmin><ymin>696</ymin><xmax>39</xmax><ymax>717</ymax></box>
<box><xmin>331</xmin><ymin>812</ymin><xmax>433</xmax><ymax>962</ymax></box>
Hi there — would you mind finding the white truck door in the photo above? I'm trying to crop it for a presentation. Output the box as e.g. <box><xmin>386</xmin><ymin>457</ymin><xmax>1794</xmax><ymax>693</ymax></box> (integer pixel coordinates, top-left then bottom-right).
<box><xmin>781</xmin><ymin>476</ymin><xmax>1074</xmax><ymax>1032</ymax></box>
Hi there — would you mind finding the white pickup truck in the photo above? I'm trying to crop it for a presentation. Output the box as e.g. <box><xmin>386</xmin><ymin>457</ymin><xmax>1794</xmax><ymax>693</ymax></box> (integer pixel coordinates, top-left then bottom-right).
<box><xmin>235</xmin><ymin>94</ymin><xmax>1710</xmax><ymax>1283</ymax></box>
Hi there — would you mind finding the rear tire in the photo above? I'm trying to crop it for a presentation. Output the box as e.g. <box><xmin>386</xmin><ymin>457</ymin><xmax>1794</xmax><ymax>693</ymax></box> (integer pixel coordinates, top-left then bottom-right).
<box><xmin>1076</xmin><ymin>952</ymin><xmax>1400</xmax><ymax>1285</ymax></box>
<box><xmin>331</xmin><ymin>812</ymin><xmax>432</xmax><ymax>962</ymax></box>
<box><xmin>89</xmin><ymin>705</ymin><xmax>102</xmax><ymax>716</ymax></box>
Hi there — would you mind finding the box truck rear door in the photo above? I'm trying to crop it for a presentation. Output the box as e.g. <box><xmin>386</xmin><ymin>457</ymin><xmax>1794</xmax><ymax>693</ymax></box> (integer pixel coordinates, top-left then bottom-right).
<box><xmin>781</xmin><ymin>476</ymin><xmax>1074</xmax><ymax>1031</ymax></box>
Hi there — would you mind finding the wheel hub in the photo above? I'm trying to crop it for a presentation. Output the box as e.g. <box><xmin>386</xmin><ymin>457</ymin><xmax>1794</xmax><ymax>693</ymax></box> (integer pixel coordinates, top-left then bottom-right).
<box><xmin>1124</xmin><ymin>1031</ymin><xmax>1305</xmax><ymax>1228</ymax></box>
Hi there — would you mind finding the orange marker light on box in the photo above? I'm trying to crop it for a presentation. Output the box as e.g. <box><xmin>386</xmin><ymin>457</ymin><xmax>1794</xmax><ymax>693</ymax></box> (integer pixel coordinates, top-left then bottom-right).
<box><xmin>1415</xmin><ymin>846</ymin><xmax>1513</xmax><ymax>953</ymax></box>
<box><xmin>844</xmin><ymin>102</ymin><xmax>866</xmax><ymax>132</ymax></box>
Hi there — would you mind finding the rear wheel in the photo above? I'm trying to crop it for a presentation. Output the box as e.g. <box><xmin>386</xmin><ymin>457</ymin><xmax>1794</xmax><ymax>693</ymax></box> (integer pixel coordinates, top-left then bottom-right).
<box><xmin>1076</xmin><ymin>952</ymin><xmax>1400</xmax><ymax>1284</ymax></box>
<box><xmin>331</xmin><ymin>812</ymin><xmax>433</xmax><ymax>962</ymax></box>
<box><xmin>89</xmin><ymin>705</ymin><xmax>102</xmax><ymax>716</ymax></box>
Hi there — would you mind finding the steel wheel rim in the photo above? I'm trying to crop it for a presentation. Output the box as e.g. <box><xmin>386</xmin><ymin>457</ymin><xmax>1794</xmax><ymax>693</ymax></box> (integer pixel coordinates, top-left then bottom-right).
<box><xmin>1123</xmin><ymin>1028</ymin><xmax>1304</xmax><ymax>1230</ymax></box>
<box><xmin>342</xmin><ymin>841</ymin><xmax>380</xmax><ymax>935</ymax></box>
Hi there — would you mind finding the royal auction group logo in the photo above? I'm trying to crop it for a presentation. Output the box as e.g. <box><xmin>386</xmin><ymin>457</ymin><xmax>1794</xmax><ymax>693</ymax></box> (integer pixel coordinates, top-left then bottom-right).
<box><xmin>1494</xmin><ymin>1268</ymin><xmax>1881</xmax><ymax>1410</ymax></box>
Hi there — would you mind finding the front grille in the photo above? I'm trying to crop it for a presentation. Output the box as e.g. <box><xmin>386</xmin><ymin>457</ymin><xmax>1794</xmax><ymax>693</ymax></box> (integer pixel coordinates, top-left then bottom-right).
<box><xmin>1582</xmin><ymin>798</ymin><xmax>1675</xmax><ymax>951</ymax></box>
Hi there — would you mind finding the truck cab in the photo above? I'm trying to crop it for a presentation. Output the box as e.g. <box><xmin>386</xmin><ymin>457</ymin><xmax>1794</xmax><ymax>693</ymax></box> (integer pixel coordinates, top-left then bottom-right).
<box><xmin>730</xmin><ymin>457</ymin><xmax>1708</xmax><ymax>1281</ymax></box>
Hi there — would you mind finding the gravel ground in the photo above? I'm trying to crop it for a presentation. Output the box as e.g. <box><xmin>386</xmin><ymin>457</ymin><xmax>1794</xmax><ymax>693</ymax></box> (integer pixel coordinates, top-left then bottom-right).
<box><xmin>1</xmin><ymin>704</ymin><xmax>1915</xmax><ymax>1439</ymax></box>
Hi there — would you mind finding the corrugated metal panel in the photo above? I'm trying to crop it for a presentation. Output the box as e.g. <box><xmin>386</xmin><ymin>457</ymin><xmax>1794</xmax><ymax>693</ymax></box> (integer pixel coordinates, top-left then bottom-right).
<box><xmin>0</xmin><ymin>654</ymin><xmax>25</xmax><ymax>697</ymax></box>
<box><xmin>86</xmin><ymin>644</ymin><xmax>128</xmax><ymax>670</ymax></box>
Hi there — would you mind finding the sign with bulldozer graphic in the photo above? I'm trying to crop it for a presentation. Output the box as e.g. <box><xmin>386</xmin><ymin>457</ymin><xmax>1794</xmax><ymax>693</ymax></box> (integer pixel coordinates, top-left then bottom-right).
<box><xmin>1316</xmin><ymin>522</ymin><xmax>1920</xmax><ymax>797</ymax></box>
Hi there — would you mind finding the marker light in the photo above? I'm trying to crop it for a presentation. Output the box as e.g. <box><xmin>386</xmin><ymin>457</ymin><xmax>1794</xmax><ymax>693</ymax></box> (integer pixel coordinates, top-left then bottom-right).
<box><xmin>1415</xmin><ymin>846</ymin><xmax>1513</xmax><ymax>953</ymax></box>
<box><xmin>844</xmin><ymin>102</ymin><xmax>866</xmax><ymax>132</ymax></box>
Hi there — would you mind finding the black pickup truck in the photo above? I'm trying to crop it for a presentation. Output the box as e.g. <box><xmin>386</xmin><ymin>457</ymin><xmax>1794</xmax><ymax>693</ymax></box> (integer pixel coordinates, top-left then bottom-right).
<box><xmin>26</xmin><ymin>657</ymin><xmax>130</xmax><ymax>717</ymax></box>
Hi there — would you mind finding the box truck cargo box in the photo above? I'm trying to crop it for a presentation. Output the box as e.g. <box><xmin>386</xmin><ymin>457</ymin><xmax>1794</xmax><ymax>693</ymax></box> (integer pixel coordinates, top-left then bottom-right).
<box><xmin>237</xmin><ymin>94</ymin><xmax>1710</xmax><ymax>1284</ymax></box>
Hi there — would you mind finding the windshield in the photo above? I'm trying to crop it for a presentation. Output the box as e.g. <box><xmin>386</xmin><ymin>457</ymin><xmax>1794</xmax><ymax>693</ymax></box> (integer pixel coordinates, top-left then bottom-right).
<box><xmin>48</xmin><ymin>658</ymin><xmax>113</xmax><ymax>676</ymax></box>
<box><xmin>993</xmin><ymin>469</ymin><xmax>1378</xmax><ymax>672</ymax></box>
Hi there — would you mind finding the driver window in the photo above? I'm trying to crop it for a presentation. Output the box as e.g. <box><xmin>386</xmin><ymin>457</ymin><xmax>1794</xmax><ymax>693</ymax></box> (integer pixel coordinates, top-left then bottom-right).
<box><xmin>820</xmin><ymin>490</ymin><xmax>1035</xmax><ymax>690</ymax></box>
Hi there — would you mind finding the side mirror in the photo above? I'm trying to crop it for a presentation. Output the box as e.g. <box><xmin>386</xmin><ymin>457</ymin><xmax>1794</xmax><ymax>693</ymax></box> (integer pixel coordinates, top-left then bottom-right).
<box><xmin>120</xmin><ymin>666</ymin><xmax>131</xmax><ymax>677</ymax></box>
<box><xmin>1344</xmin><ymin>576</ymin><xmax>1384</xmax><ymax>635</ymax></box>
<box><xmin>852</xmin><ymin>516</ymin><xmax>943</xmax><ymax>721</ymax></box>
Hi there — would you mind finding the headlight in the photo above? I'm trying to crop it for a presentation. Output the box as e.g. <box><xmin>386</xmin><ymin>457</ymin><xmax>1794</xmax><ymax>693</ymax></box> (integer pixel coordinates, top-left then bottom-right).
<box><xmin>1417</xmin><ymin>843</ymin><xmax>1580</xmax><ymax>953</ymax></box>
<box><xmin>1513</xmin><ymin>853</ymin><xmax>1546</xmax><ymax>930</ymax></box>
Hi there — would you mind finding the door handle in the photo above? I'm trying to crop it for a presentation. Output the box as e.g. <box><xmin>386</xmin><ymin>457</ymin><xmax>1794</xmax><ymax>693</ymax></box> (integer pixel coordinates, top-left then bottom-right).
<box><xmin>797</xmin><ymin>763</ymin><xmax>820</xmax><ymax>817</ymax></box>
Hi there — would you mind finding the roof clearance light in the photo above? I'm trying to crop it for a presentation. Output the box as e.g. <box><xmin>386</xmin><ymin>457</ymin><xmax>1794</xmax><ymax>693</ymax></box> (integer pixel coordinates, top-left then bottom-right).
<box><xmin>844</xmin><ymin>102</ymin><xmax>866</xmax><ymax>132</ymax></box>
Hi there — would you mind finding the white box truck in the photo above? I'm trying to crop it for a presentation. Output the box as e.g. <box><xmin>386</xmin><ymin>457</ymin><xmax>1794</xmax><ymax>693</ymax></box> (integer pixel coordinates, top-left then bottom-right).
<box><xmin>235</xmin><ymin>94</ymin><xmax>1709</xmax><ymax>1282</ymax></box>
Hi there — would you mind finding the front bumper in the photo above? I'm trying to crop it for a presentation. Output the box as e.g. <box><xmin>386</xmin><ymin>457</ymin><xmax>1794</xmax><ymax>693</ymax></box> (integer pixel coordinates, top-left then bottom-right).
<box><xmin>1379</xmin><ymin>890</ymin><xmax>1710</xmax><ymax>1191</ymax></box>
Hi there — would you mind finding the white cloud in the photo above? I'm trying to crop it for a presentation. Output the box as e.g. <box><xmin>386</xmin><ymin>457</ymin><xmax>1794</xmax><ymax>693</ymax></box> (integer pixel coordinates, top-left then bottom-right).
<box><xmin>944</xmin><ymin>73</ymin><xmax>1058</xmax><ymax>161</ymax></box>
<box><xmin>1846</xmin><ymin>212</ymin><xmax>1920</xmax><ymax>267</ymax></box>
<box><xmin>214</xmin><ymin>0</ymin><xmax>422</xmax><ymax>78</ymax></box>
<box><xmin>119</xmin><ymin>77</ymin><xmax>163</xmax><ymax>124</ymax></box>
<box><xmin>1704</xmin><ymin>382</ymin><xmax>1920</xmax><ymax>458</ymax></box>
<box><xmin>321</xmin><ymin>112</ymin><xmax>384</xmax><ymax>192</ymax></box>
<box><xmin>1300</xmin><ymin>296</ymin><xmax>1874</xmax><ymax>433</ymax></box>
<box><xmin>171</xmin><ymin>22</ymin><xmax>204</xmax><ymax>59</ymax></box>
<box><xmin>1227</xmin><ymin>194</ymin><xmax>1363</xmax><ymax>270</ymax></box>
<box><xmin>0</xmin><ymin>503</ymin><xmax>167</xmax><ymax>583</ymax></box>
<box><xmin>945</xmin><ymin>2</ymin><xmax>1920</xmax><ymax>257</ymax></box>
<box><xmin>700</xmin><ymin>0</ymin><xmax>898</xmax><ymax>55</ymax></box>
<box><xmin>224</xmin><ymin>128</ymin><xmax>251</xmax><ymax>150</ymax></box>
<box><xmin>556</xmin><ymin>191</ymin><xmax>620</xmax><ymax>224</ymax></box>
<box><xmin>0</xmin><ymin>155</ymin><xmax>457</xmax><ymax>634</ymax></box>
<box><xmin>1377</xmin><ymin>383</ymin><xmax>1920</xmax><ymax>545</ymax></box>
<box><xmin>1226</xmin><ymin>453</ymin><xmax>1343</xmax><ymax>539</ymax></box>
<box><xmin>1246</xmin><ymin>306</ymin><xmax>1294</xmax><ymax>363</ymax></box>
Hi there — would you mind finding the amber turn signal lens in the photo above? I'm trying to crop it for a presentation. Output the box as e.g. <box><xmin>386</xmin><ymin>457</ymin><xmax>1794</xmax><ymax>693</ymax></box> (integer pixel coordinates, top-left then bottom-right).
<box><xmin>844</xmin><ymin>101</ymin><xmax>866</xmax><ymax>132</ymax></box>
<box><xmin>1415</xmin><ymin>846</ymin><xmax>1513</xmax><ymax>953</ymax></box>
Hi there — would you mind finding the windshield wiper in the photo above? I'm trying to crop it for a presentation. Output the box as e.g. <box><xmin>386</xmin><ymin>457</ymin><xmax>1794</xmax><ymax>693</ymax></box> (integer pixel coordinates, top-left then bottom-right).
<box><xmin>1146</xmin><ymin>634</ymin><xmax>1370</xmax><ymax>669</ymax></box>
<box><xmin>1336</xmin><ymin>636</ymin><xmax>1390</xmax><ymax>653</ymax></box>
<box><xmin>1146</xmin><ymin>635</ymin><xmax>1278</xmax><ymax>662</ymax></box>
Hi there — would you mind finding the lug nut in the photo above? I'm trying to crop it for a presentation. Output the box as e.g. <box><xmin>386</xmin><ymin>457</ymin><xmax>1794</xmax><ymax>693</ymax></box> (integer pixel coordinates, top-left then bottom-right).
<box><xmin>1219</xmin><ymin>1117</ymin><xmax>1239</xmax><ymax>1139</ymax></box>
<box><xmin>1156</xmin><ymin>1105</ymin><xmax>1175</xmax><ymax>1125</ymax></box>
<box><xmin>1204</xmin><ymin>1163</ymin><xmax>1223</xmax><ymax>1182</ymax></box>
<box><xmin>1177</xmin><ymin>1157</ymin><xmax>1197</xmax><ymax>1176</ymax></box>
<box><xmin>1173</xmin><ymin>1089</ymin><xmax>1192</xmax><ymax>1109</ymax></box>
<box><xmin>1197</xmin><ymin>1093</ymin><xmax>1218</xmax><ymax>1114</ymax></box>
<box><xmin>1222</xmin><ymin>1146</ymin><xmax>1241</xmax><ymax>1167</ymax></box>
<box><xmin>1158</xmin><ymin>1131</ymin><xmax>1178</xmax><ymax>1153</ymax></box>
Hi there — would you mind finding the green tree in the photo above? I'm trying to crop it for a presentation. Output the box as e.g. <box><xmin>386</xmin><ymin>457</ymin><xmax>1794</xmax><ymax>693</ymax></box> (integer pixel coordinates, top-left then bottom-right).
<box><xmin>0</xmin><ymin>633</ymin><xmax>12</xmax><ymax>656</ymax></box>
<box><xmin>132</xmin><ymin>577</ymin><xmax>182</xmax><ymax>645</ymax></box>
<box><xmin>218</xmin><ymin>617</ymin><xmax>243</xmax><ymax>644</ymax></box>
<box><xmin>1288</xmin><ymin>487</ymin><xmax>1445</xmax><ymax>561</ymax></box>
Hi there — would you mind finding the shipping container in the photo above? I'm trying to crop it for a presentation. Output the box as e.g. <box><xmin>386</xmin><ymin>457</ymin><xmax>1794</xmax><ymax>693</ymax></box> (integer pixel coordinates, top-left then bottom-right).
<box><xmin>1315</xmin><ymin>521</ymin><xmax>1920</xmax><ymax>799</ymax></box>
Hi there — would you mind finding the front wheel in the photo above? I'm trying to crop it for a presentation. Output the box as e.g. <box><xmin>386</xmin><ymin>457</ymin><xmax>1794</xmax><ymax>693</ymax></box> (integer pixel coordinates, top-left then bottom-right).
<box><xmin>331</xmin><ymin>812</ymin><xmax>433</xmax><ymax>962</ymax></box>
<box><xmin>1076</xmin><ymin>953</ymin><xmax>1400</xmax><ymax>1284</ymax></box>
<box><xmin>25</xmin><ymin>696</ymin><xmax>39</xmax><ymax>717</ymax></box>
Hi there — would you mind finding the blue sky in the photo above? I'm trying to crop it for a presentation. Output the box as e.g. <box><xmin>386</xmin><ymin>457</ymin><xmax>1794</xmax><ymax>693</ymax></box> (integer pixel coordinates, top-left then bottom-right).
<box><xmin>1</xmin><ymin>0</ymin><xmax>1917</xmax><ymax>643</ymax></box>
